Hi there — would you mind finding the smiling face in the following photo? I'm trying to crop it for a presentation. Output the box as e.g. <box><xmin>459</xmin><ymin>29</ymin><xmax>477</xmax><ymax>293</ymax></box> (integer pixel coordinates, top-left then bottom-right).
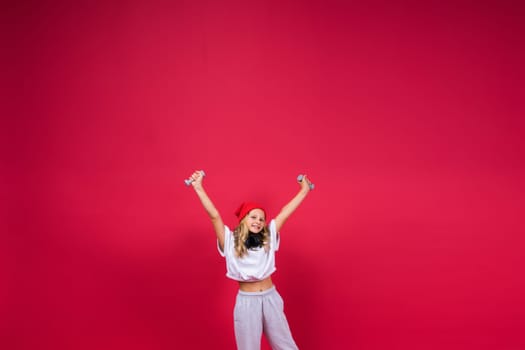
<box><xmin>244</xmin><ymin>208</ymin><xmax>266</xmax><ymax>233</ymax></box>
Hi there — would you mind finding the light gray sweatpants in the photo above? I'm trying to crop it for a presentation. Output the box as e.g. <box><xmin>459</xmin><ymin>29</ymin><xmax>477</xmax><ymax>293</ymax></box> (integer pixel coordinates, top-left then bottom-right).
<box><xmin>234</xmin><ymin>286</ymin><xmax>299</xmax><ymax>350</ymax></box>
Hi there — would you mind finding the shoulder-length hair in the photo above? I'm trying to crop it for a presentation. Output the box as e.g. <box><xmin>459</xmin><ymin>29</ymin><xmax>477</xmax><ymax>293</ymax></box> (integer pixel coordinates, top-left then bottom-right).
<box><xmin>233</xmin><ymin>218</ymin><xmax>270</xmax><ymax>258</ymax></box>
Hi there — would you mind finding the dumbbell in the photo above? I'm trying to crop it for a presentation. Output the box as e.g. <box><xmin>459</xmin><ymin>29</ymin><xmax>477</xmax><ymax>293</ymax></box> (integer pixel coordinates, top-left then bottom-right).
<box><xmin>184</xmin><ymin>170</ymin><xmax>206</xmax><ymax>186</ymax></box>
<box><xmin>297</xmin><ymin>174</ymin><xmax>315</xmax><ymax>190</ymax></box>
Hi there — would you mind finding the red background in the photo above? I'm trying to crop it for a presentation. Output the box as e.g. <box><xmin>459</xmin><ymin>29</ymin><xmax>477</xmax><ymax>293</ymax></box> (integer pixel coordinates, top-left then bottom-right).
<box><xmin>3</xmin><ymin>1</ymin><xmax>525</xmax><ymax>349</ymax></box>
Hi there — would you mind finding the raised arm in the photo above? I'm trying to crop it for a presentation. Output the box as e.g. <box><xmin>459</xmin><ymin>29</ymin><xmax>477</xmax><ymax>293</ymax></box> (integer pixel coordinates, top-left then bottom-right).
<box><xmin>188</xmin><ymin>170</ymin><xmax>225</xmax><ymax>250</ymax></box>
<box><xmin>274</xmin><ymin>174</ymin><xmax>313</xmax><ymax>232</ymax></box>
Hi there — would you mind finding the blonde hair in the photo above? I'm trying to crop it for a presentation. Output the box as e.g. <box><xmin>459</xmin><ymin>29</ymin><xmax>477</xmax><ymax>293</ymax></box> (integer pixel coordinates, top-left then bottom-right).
<box><xmin>233</xmin><ymin>218</ymin><xmax>270</xmax><ymax>258</ymax></box>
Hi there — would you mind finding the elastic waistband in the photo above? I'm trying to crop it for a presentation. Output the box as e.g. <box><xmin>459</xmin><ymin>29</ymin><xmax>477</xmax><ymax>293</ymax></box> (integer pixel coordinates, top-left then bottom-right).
<box><xmin>238</xmin><ymin>286</ymin><xmax>276</xmax><ymax>296</ymax></box>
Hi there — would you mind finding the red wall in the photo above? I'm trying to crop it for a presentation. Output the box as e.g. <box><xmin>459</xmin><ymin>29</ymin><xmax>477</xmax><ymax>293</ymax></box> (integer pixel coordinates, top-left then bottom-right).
<box><xmin>4</xmin><ymin>1</ymin><xmax>525</xmax><ymax>349</ymax></box>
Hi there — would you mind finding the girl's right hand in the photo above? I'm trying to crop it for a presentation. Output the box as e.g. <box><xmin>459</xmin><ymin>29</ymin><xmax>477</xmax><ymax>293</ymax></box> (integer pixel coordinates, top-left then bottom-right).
<box><xmin>190</xmin><ymin>170</ymin><xmax>204</xmax><ymax>188</ymax></box>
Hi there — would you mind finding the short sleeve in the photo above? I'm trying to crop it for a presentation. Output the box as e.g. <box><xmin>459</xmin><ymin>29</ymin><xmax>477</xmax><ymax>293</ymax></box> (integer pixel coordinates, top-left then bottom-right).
<box><xmin>217</xmin><ymin>225</ymin><xmax>232</xmax><ymax>257</ymax></box>
<box><xmin>269</xmin><ymin>220</ymin><xmax>280</xmax><ymax>251</ymax></box>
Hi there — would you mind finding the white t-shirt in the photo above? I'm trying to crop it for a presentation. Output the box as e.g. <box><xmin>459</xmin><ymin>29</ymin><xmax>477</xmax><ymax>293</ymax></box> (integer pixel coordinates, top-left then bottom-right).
<box><xmin>217</xmin><ymin>219</ymin><xmax>280</xmax><ymax>282</ymax></box>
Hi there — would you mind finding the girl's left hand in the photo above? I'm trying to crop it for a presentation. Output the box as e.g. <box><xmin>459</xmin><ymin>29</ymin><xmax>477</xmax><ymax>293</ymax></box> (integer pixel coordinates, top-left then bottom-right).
<box><xmin>299</xmin><ymin>174</ymin><xmax>313</xmax><ymax>191</ymax></box>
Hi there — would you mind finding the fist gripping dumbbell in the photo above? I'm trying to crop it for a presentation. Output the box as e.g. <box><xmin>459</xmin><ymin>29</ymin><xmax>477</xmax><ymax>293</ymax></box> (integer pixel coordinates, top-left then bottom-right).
<box><xmin>297</xmin><ymin>174</ymin><xmax>315</xmax><ymax>190</ymax></box>
<box><xmin>184</xmin><ymin>170</ymin><xmax>206</xmax><ymax>186</ymax></box>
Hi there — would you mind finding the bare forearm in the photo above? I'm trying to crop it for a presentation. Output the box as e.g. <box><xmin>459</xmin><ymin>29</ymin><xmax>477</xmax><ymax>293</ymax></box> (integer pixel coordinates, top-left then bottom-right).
<box><xmin>275</xmin><ymin>187</ymin><xmax>310</xmax><ymax>231</ymax></box>
<box><xmin>193</xmin><ymin>186</ymin><xmax>220</xmax><ymax>220</ymax></box>
<box><xmin>282</xmin><ymin>188</ymin><xmax>309</xmax><ymax>216</ymax></box>
<box><xmin>187</xmin><ymin>170</ymin><xmax>225</xmax><ymax>246</ymax></box>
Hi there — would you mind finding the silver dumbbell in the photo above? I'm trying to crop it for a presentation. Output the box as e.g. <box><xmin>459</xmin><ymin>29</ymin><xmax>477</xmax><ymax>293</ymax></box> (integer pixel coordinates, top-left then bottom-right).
<box><xmin>297</xmin><ymin>174</ymin><xmax>315</xmax><ymax>190</ymax></box>
<box><xmin>185</xmin><ymin>170</ymin><xmax>206</xmax><ymax>186</ymax></box>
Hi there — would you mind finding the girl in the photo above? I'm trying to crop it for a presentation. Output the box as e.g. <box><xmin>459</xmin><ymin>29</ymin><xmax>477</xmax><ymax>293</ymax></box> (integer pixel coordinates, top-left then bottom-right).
<box><xmin>187</xmin><ymin>170</ymin><xmax>313</xmax><ymax>350</ymax></box>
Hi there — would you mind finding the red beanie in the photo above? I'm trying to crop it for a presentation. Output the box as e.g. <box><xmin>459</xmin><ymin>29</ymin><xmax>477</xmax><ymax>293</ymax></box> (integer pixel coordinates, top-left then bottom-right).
<box><xmin>234</xmin><ymin>202</ymin><xmax>267</xmax><ymax>222</ymax></box>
